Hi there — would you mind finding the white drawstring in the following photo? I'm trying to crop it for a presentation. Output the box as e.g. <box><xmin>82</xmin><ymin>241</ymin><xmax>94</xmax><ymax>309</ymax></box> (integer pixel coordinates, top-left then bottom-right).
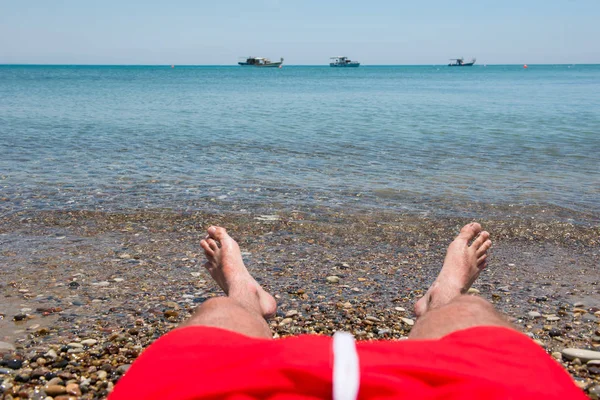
<box><xmin>332</xmin><ymin>332</ymin><xmax>360</xmax><ymax>400</ymax></box>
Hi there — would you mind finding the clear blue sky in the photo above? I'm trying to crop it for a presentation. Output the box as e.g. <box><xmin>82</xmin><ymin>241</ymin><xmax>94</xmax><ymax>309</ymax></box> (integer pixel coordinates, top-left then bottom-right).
<box><xmin>1</xmin><ymin>0</ymin><xmax>598</xmax><ymax>65</ymax></box>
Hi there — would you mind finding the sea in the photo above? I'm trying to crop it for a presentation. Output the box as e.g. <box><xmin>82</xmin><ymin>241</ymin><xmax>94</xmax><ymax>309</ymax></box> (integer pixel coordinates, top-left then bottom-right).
<box><xmin>1</xmin><ymin>65</ymin><xmax>599</xmax><ymax>223</ymax></box>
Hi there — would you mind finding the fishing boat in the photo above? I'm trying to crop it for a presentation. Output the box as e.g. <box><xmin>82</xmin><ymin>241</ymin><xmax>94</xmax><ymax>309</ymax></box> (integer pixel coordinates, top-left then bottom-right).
<box><xmin>238</xmin><ymin>57</ymin><xmax>284</xmax><ymax>67</ymax></box>
<box><xmin>330</xmin><ymin>56</ymin><xmax>360</xmax><ymax>67</ymax></box>
<box><xmin>448</xmin><ymin>57</ymin><xmax>476</xmax><ymax>67</ymax></box>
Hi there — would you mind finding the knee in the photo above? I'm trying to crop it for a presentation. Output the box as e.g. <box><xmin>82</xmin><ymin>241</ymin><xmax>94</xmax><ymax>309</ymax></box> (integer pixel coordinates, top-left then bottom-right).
<box><xmin>193</xmin><ymin>297</ymin><xmax>237</xmax><ymax>315</ymax></box>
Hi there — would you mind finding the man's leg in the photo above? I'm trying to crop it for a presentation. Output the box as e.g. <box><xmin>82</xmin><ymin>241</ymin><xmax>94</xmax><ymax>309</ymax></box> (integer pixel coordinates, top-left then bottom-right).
<box><xmin>182</xmin><ymin>226</ymin><xmax>277</xmax><ymax>339</ymax></box>
<box><xmin>410</xmin><ymin>223</ymin><xmax>513</xmax><ymax>339</ymax></box>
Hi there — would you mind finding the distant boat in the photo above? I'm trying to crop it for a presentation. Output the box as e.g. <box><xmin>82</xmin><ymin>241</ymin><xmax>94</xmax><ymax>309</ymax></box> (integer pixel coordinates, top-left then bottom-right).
<box><xmin>330</xmin><ymin>56</ymin><xmax>360</xmax><ymax>67</ymax></box>
<box><xmin>238</xmin><ymin>57</ymin><xmax>284</xmax><ymax>67</ymax></box>
<box><xmin>448</xmin><ymin>57</ymin><xmax>476</xmax><ymax>67</ymax></box>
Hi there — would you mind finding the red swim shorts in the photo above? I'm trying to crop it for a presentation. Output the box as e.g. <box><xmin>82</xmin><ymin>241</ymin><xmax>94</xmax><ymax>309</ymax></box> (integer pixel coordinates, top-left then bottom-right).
<box><xmin>109</xmin><ymin>326</ymin><xmax>585</xmax><ymax>400</ymax></box>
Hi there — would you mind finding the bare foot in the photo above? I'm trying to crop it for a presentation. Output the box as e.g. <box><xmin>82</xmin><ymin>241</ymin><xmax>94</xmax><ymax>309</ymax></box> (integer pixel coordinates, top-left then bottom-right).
<box><xmin>414</xmin><ymin>222</ymin><xmax>491</xmax><ymax>317</ymax></box>
<box><xmin>200</xmin><ymin>226</ymin><xmax>277</xmax><ymax>319</ymax></box>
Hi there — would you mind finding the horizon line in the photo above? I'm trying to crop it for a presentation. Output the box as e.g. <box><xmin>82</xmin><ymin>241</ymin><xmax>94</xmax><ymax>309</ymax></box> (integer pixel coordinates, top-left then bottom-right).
<box><xmin>1</xmin><ymin>63</ymin><xmax>596</xmax><ymax>67</ymax></box>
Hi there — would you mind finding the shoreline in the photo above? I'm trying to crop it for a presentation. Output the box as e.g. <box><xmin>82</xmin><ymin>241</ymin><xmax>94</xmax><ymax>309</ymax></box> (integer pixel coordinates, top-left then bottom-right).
<box><xmin>1</xmin><ymin>208</ymin><xmax>599</xmax><ymax>398</ymax></box>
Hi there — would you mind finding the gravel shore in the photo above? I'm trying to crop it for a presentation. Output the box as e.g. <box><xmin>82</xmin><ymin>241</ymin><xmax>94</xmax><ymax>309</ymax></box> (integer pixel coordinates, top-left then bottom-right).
<box><xmin>1</xmin><ymin>209</ymin><xmax>599</xmax><ymax>399</ymax></box>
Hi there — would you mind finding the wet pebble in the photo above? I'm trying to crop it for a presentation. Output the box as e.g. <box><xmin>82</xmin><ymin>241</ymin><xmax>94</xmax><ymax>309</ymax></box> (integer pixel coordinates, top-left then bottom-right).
<box><xmin>44</xmin><ymin>349</ymin><xmax>57</xmax><ymax>359</ymax></box>
<box><xmin>117</xmin><ymin>364</ymin><xmax>131</xmax><ymax>374</ymax></box>
<box><xmin>44</xmin><ymin>384</ymin><xmax>67</xmax><ymax>396</ymax></box>
<box><xmin>528</xmin><ymin>311</ymin><xmax>542</xmax><ymax>319</ymax></box>
<box><xmin>96</xmin><ymin>370</ymin><xmax>108</xmax><ymax>380</ymax></box>
<box><xmin>400</xmin><ymin>318</ymin><xmax>414</xmax><ymax>326</ymax></box>
<box><xmin>562</xmin><ymin>348</ymin><xmax>600</xmax><ymax>363</ymax></box>
<box><xmin>81</xmin><ymin>339</ymin><xmax>98</xmax><ymax>346</ymax></box>
<box><xmin>5</xmin><ymin>359</ymin><xmax>23</xmax><ymax>370</ymax></box>
<box><xmin>285</xmin><ymin>310</ymin><xmax>298</xmax><ymax>318</ymax></box>
<box><xmin>66</xmin><ymin>383</ymin><xmax>81</xmax><ymax>396</ymax></box>
<box><xmin>326</xmin><ymin>276</ymin><xmax>340</xmax><ymax>283</ymax></box>
<box><xmin>548</xmin><ymin>328</ymin><xmax>563</xmax><ymax>337</ymax></box>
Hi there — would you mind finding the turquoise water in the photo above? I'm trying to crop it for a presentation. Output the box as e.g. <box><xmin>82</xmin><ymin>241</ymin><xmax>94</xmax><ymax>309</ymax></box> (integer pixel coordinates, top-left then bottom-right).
<box><xmin>1</xmin><ymin>65</ymin><xmax>599</xmax><ymax>220</ymax></box>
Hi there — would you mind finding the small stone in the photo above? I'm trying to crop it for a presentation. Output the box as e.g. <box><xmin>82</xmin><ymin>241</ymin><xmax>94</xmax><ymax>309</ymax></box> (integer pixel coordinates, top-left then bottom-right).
<box><xmin>44</xmin><ymin>385</ymin><xmax>67</xmax><ymax>396</ymax></box>
<box><xmin>163</xmin><ymin>310</ymin><xmax>179</xmax><ymax>318</ymax></box>
<box><xmin>80</xmin><ymin>339</ymin><xmax>97</xmax><ymax>346</ymax></box>
<box><xmin>378</xmin><ymin>329</ymin><xmax>391</xmax><ymax>335</ymax></box>
<box><xmin>589</xmin><ymin>360</ymin><xmax>600</xmax><ymax>366</ymax></box>
<box><xmin>31</xmin><ymin>368</ymin><xmax>51</xmax><ymax>379</ymax></box>
<box><xmin>366</xmin><ymin>315</ymin><xmax>381</xmax><ymax>323</ymax></box>
<box><xmin>93</xmin><ymin>281</ymin><xmax>110</xmax><ymax>287</ymax></box>
<box><xmin>285</xmin><ymin>310</ymin><xmax>298</xmax><ymax>318</ymax></box>
<box><xmin>582</xmin><ymin>313</ymin><xmax>598</xmax><ymax>322</ymax></box>
<box><xmin>66</xmin><ymin>383</ymin><xmax>81</xmax><ymax>396</ymax></box>
<box><xmin>528</xmin><ymin>311</ymin><xmax>542</xmax><ymax>319</ymax></box>
<box><xmin>13</xmin><ymin>314</ymin><xmax>27</xmax><ymax>321</ymax></box>
<box><xmin>44</xmin><ymin>349</ymin><xmax>58</xmax><ymax>359</ymax></box>
<box><xmin>548</xmin><ymin>328</ymin><xmax>563</xmax><ymax>338</ymax></box>
<box><xmin>6</xmin><ymin>359</ymin><xmax>23</xmax><ymax>369</ymax></box>
<box><xmin>47</xmin><ymin>377</ymin><xmax>64</xmax><ymax>386</ymax></box>
<box><xmin>279</xmin><ymin>318</ymin><xmax>293</xmax><ymax>326</ymax></box>
<box><xmin>96</xmin><ymin>370</ymin><xmax>108</xmax><ymax>380</ymax></box>
<box><xmin>165</xmin><ymin>301</ymin><xmax>180</xmax><ymax>309</ymax></box>
<box><xmin>546</xmin><ymin>316</ymin><xmax>560</xmax><ymax>322</ymax></box>
<box><xmin>117</xmin><ymin>364</ymin><xmax>131</xmax><ymax>374</ymax></box>
<box><xmin>589</xmin><ymin>385</ymin><xmax>600</xmax><ymax>398</ymax></box>
<box><xmin>67</xmin><ymin>342</ymin><xmax>83</xmax><ymax>349</ymax></box>
<box><xmin>0</xmin><ymin>368</ymin><xmax>12</xmax><ymax>375</ymax></box>
<box><xmin>54</xmin><ymin>396</ymin><xmax>78</xmax><ymax>400</ymax></box>
<box><xmin>394</xmin><ymin>307</ymin><xmax>406</xmax><ymax>312</ymax></box>
<box><xmin>574</xmin><ymin>302</ymin><xmax>585</xmax><ymax>307</ymax></box>
<box><xmin>400</xmin><ymin>317</ymin><xmax>414</xmax><ymax>326</ymax></box>
<box><xmin>533</xmin><ymin>339</ymin><xmax>546</xmax><ymax>347</ymax></box>
<box><xmin>561</xmin><ymin>348</ymin><xmax>600</xmax><ymax>363</ymax></box>
<box><xmin>118</xmin><ymin>253</ymin><xmax>131</xmax><ymax>259</ymax></box>
<box><xmin>342</xmin><ymin>302</ymin><xmax>352</xmax><ymax>308</ymax></box>
<box><xmin>551</xmin><ymin>352</ymin><xmax>562</xmax><ymax>361</ymax></box>
<box><xmin>326</xmin><ymin>276</ymin><xmax>340</xmax><ymax>283</ymax></box>
<box><xmin>467</xmin><ymin>288</ymin><xmax>480</xmax><ymax>294</ymax></box>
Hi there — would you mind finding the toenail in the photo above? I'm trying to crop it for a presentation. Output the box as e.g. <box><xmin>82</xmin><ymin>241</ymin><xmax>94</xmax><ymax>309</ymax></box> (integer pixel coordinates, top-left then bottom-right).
<box><xmin>208</xmin><ymin>226</ymin><xmax>216</xmax><ymax>234</ymax></box>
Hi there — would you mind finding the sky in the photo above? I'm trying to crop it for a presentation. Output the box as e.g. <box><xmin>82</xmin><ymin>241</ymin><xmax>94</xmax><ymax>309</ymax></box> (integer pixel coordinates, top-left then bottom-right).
<box><xmin>1</xmin><ymin>0</ymin><xmax>599</xmax><ymax>65</ymax></box>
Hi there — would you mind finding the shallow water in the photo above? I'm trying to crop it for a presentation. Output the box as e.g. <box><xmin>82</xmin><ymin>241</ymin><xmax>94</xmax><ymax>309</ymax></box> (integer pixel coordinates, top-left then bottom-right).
<box><xmin>1</xmin><ymin>65</ymin><xmax>599</xmax><ymax>222</ymax></box>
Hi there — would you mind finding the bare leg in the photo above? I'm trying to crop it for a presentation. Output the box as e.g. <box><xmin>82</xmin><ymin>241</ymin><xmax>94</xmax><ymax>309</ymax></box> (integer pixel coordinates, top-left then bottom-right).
<box><xmin>410</xmin><ymin>223</ymin><xmax>513</xmax><ymax>339</ymax></box>
<box><xmin>182</xmin><ymin>226</ymin><xmax>277</xmax><ymax>339</ymax></box>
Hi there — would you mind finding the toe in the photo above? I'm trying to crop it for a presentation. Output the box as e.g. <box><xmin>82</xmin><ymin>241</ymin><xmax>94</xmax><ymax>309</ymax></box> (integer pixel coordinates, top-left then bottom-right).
<box><xmin>477</xmin><ymin>254</ymin><xmax>487</xmax><ymax>267</ymax></box>
<box><xmin>208</xmin><ymin>226</ymin><xmax>233</xmax><ymax>243</ymax></box>
<box><xmin>200</xmin><ymin>239</ymin><xmax>214</xmax><ymax>257</ymax></box>
<box><xmin>207</xmin><ymin>239</ymin><xmax>219</xmax><ymax>251</ymax></box>
<box><xmin>471</xmin><ymin>231</ymin><xmax>490</xmax><ymax>249</ymax></box>
<box><xmin>476</xmin><ymin>240</ymin><xmax>492</xmax><ymax>257</ymax></box>
<box><xmin>457</xmin><ymin>222</ymin><xmax>482</xmax><ymax>241</ymax></box>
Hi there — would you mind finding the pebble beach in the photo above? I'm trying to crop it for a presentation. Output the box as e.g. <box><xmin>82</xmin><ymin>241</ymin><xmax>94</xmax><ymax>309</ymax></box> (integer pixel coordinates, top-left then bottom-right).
<box><xmin>1</xmin><ymin>207</ymin><xmax>599</xmax><ymax>399</ymax></box>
